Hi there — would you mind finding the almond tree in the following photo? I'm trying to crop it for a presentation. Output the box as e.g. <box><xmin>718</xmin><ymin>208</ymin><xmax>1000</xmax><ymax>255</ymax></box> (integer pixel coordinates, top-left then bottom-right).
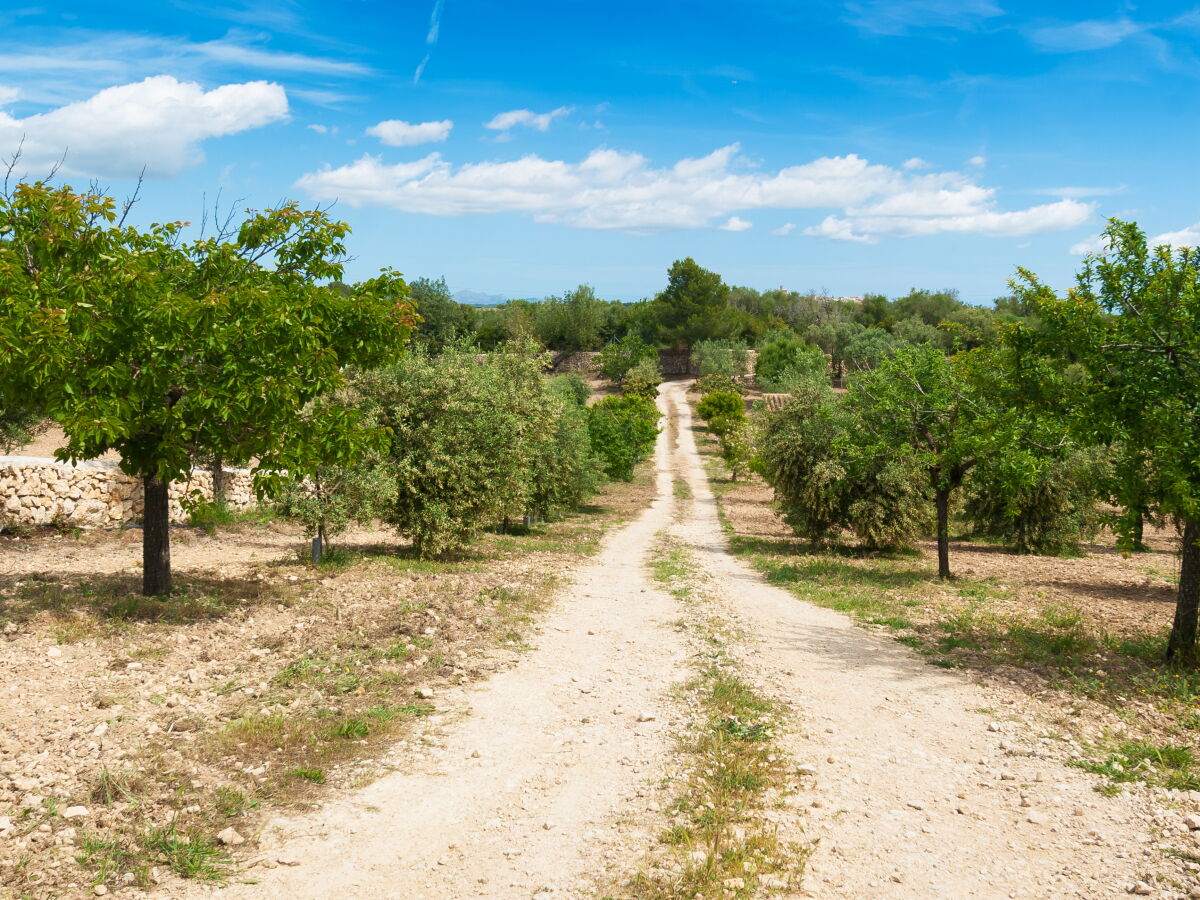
<box><xmin>1013</xmin><ymin>219</ymin><xmax>1200</xmax><ymax>663</ymax></box>
<box><xmin>0</xmin><ymin>181</ymin><xmax>416</xmax><ymax>594</ymax></box>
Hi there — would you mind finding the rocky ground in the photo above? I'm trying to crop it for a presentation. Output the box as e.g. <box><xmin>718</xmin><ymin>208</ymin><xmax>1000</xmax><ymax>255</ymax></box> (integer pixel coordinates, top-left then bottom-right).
<box><xmin>4</xmin><ymin>383</ymin><xmax>1200</xmax><ymax>899</ymax></box>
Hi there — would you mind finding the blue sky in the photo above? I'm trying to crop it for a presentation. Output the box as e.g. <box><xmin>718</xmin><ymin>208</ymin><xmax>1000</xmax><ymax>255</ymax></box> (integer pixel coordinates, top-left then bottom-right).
<box><xmin>2</xmin><ymin>1</ymin><xmax>1198</xmax><ymax>303</ymax></box>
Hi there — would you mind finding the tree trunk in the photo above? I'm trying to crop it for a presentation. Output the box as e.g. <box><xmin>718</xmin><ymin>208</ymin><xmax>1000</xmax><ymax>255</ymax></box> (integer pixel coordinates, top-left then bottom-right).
<box><xmin>211</xmin><ymin>456</ymin><xmax>227</xmax><ymax>505</ymax></box>
<box><xmin>935</xmin><ymin>486</ymin><xmax>951</xmax><ymax>580</ymax></box>
<box><xmin>1132</xmin><ymin>508</ymin><xmax>1146</xmax><ymax>552</ymax></box>
<box><xmin>142</xmin><ymin>475</ymin><xmax>172</xmax><ymax>596</ymax></box>
<box><xmin>1167</xmin><ymin>518</ymin><xmax>1200</xmax><ymax>665</ymax></box>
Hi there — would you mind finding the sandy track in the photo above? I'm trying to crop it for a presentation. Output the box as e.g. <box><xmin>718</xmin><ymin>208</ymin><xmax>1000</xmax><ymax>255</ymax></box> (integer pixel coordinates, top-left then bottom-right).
<box><xmin>183</xmin><ymin>392</ymin><xmax>690</xmax><ymax>900</ymax></box>
<box><xmin>662</xmin><ymin>380</ymin><xmax>1177</xmax><ymax>899</ymax></box>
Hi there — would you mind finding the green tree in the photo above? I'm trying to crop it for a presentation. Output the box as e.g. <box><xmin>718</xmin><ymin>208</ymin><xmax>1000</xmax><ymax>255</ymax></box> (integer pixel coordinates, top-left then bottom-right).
<box><xmin>755</xmin><ymin>336</ymin><xmax>827</xmax><ymax>392</ymax></box>
<box><xmin>653</xmin><ymin>258</ymin><xmax>736</xmax><ymax>347</ymax></box>
<box><xmin>597</xmin><ymin>333</ymin><xmax>657</xmax><ymax>383</ymax></box>
<box><xmin>843</xmin><ymin>327</ymin><xmax>898</xmax><ymax>371</ymax></box>
<box><xmin>1011</xmin><ymin>219</ymin><xmax>1200</xmax><ymax>662</ymax></box>
<box><xmin>410</xmin><ymin>276</ymin><xmax>475</xmax><ymax>350</ymax></box>
<box><xmin>587</xmin><ymin>395</ymin><xmax>660</xmax><ymax>481</ymax></box>
<box><xmin>0</xmin><ymin>182</ymin><xmax>416</xmax><ymax>594</ymax></box>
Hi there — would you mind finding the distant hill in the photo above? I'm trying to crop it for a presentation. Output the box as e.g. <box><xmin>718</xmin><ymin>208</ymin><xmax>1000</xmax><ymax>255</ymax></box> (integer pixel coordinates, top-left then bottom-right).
<box><xmin>452</xmin><ymin>289</ymin><xmax>511</xmax><ymax>307</ymax></box>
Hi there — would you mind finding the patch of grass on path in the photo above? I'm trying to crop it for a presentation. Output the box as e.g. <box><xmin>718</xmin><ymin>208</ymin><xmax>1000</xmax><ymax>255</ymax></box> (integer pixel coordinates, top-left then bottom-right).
<box><xmin>606</xmin><ymin>541</ymin><xmax>808</xmax><ymax>899</ymax></box>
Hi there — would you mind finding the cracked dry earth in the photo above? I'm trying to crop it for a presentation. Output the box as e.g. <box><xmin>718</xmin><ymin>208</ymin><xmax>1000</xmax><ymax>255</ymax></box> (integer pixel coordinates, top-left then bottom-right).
<box><xmin>187</xmin><ymin>381</ymin><xmax>1186</xmax><ymax>900</ymax></box>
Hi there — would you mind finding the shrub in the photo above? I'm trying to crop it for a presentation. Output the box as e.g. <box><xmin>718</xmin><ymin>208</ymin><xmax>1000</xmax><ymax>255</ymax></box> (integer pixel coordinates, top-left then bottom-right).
<box><xmin>587</xmin><ymin>395</ymin><xmax>660</xmax><ymax>480</ymax></box>
<box><xmin>965</xmin><ymin>447</ymin><xmax>1109</xmax><ymax>555</ymax></box>
<box><xmin>547</xmin><ymin>374</ymin><xmax>591</xmax><ymax>408</ymax></box>
<box><xmin>278</xmin><ymin>451</ymin><xmax>396</xmax><ymax>548</ymax></box>
<box><xmin>719</xmin><ymin>421</ymin><xmax>754</xmax><ymax>482</ymax></box>
<box><xmin>755</xmin><ymin>337</ymin><xmax>827</xmax><ymax>392</ymax></box>
<box><xmin>691</xmin><ymin>339</ymin><xmax>750</xmax><ymax>378</ymax></box>
<box><xmin>529</xmin><ymin>394</ymin><xmax>601</xmax><ymax>519</ymax></box>
<box><xmin>597</xmin><ymin>334</ymin><xmax>657</xmax><ymax>384</ymax></box>
<box><xmin>696</xmin><ymin>390</ymin><xmax>744</xmax><ymax>424</ymax></box>
<box><xmin>694</xmin><ymin>373</ymin><xmax>746</xmax><ymax>396</ymax></box>
<box><xmin>621</xmin><ymin>358</ymin><xmax>663</xmax><ymax>400</ymax></box>
<box><xmin>357</xmin><ymin>341</ymin><xmax>558</xmax><ymax>556</ymax></box>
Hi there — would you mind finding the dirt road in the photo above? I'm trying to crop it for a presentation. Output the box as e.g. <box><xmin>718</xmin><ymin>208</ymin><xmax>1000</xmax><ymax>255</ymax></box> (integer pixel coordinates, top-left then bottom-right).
<box><xmin>187</xmin><ymin>381</ymin><xmax>1185</xmax><ymax>899</ymax></box>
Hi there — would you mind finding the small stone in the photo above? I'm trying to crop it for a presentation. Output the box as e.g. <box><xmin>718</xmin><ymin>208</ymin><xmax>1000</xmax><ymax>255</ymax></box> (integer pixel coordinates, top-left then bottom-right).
<box><xmin>92</xmin><ymin>723</ymin><xmax>108</xmax><ymax>738</ymax></box>
<box><xmin>415</xmin><ymin>687</ymin><xmax>435</xmax><ymax>700</ymax></box>
<box><xmin>1026</xmin><ymin>811</ymin><xmax>1047</xmax><ymax>825</ymax></box>
<box><xmin>906</xmin><ymin>801</ymin><xmax>925</xmax><ymax>810</ymax></box>
<box><xmin>470</xmin><ymin>750</ymin><xmax>480</xmax><ymax>759</ymax></box>
<box><xmin>797</xmin><ymin>765</ymin><xmax>817</xmax><ymax>777</ymax></box>
<box><xmin>1129</xmin><ymin>882</ymin><xmax>1153</xmax><ymax>895</ymax></box>
<box><xmin>636</xmin><ymin>711</ymin><xmax>656</xmax><ymax>723</ymax></box>
<box><xmin>988</xmin><ymin>722</ymin><xmax>1002</xmax><ymax>733</ymax></box>
<box><xmin>47</xmin><ymin>646</ymin><xmax>62</xmax><ymax>658</ymax></box>
<box><xmin>276</xmin><ymin>854</ymin><xmax>300</xmax><ymax>866</ymax></box>
<box><xmin>1184</xmin><ymin>814</ymin><xmax>1200</xmax><ymax>831</ymax></box>
<box><xmin>62</xmin><ymin>806</ymin><xmax>89</xmax><ymax>820</ymax></box>
<box><xmin>125</xmin><ymin>662</ymin><xmax>142</xmax><ymax>670</ymax></box>
<box><xmin>1019</xmin><ymin>795</ymin><xmax>1032</xmax><ymax>808</ymax></box>
<box><xmin>542</xmin><ymin>821</ymin><xmax>555</xmax><ymax>830</ymax></box>
<box><xmin>722</xmin><ymin>877</ymin><xmax>745</xmax><ymax>890</ymax></box>
<box><xmin>1000</xmin><ymin>772</ymin><xmax>1017</xmax><ymax>781</ymax></box>
<box><xmin>689</xmin><ymin>850</ymin><xmax>707</xmax><ymax>864</ymax></box>
<box><xmin>217</xmin><ymin>827</ymin><xmax>245</xmax><ymax>846</ymax></box>
<box><xmin>94</xmin><ymin>886</ymin><xmax>108</xmax><ymax>896</ymax></box>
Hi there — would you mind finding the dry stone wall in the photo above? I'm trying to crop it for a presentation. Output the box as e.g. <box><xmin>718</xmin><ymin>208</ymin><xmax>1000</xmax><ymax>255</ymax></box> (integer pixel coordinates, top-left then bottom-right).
<box><xmin>0</xmin><ymin>458</ymin><xmax>255</xmax><ymax>529</ymax></box>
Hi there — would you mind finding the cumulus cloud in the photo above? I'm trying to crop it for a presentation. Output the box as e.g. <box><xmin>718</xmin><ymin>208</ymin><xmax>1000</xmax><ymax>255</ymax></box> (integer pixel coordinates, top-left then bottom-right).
<box><xmin>295</xmin><ymin>142</ymin><xmax>1094</xmax><ymax>240</ymax></box>
<box><xmin>720</xmin><ymin>215</ymin><xmax>752</xmax><ymax>231</ymax></box>
<box><xmin>772</xmin><ymin>223</ymin><xmax>796</xmax><ymax>236</ymax></box>
<box><xmin>0</xmin><ymin>75</ymin><xmax>287</xmax><ymax>178</ymax></box>
<box><xmin>1073</xmin><ymin>222</ymin><xmax>1200</xmax><ymax>255</ymax></box>
<box><xmin>1034</xmin><ymin>185</ymin><xmax>1125</xmax><ymax>199</ymax></box>
<box><xmin>485</xmin><ymin>106</ymin><xmax>572</xmax><ymax>135</ymax></box>
<box><xmin>0</xmin><ymin>86</ymin><xmax>17</xmax><ymax>106</ymax></box>
<box><xmin>902</xmin><ymin>157</ymin><xmax>930</xmax><ymax>170</ymax></box>
<box><xmin>366</xmin><ymin>118</ymin><xmax>452</xmax><ymax>147</ymax></box>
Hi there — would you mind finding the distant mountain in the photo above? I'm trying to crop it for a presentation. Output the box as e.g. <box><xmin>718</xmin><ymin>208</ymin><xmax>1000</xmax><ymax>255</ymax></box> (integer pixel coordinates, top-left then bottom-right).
<box><xmin>452</xmin><ymin>289</ymin><xmax>511</xmax><ymax>307</ymax></box>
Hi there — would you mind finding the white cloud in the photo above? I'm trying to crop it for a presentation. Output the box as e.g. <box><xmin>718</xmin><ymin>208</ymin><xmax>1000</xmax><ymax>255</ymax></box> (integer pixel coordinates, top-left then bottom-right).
<box><xmin>967</xmin><ymin>155</ymin><xmax>987</xmax><ymax>167</ymax></box>
<box><xmin>846</xmin><ymin>0</ymin><xmax>1003</xmax><ymax>36</ymax></box>
<box><xmin>366</xmin><ymin>118</ymin><xmax>452</xmax><ymax>147</ymax></box>
<box><xmin>1027</xmin><ymin>18</ymin><xmax>1142</xmax><ymax>52</ymax></box>
<box><xmin>1152</xmin><ymin>223</ymin><xmax>1200</xmax><ymax>248</ymax></box>
<box><xmin>1070</xmin><ymin>222</ymin><xmax>1200</xmax><ymax>255</ymax></box>
<box><xmin>1034</xmin><ymin>185</ymin><xmax>1125</xmax><ymax>199</ymax></box>
<box><xmin>902</xmin><ymin>157</ymin><xmax>930</xmax><ymax>170</ymax></box>
<box><xmin>0</xmin><ymin>86</ymin><xmax>17</xmax><ymax>106</ymax></box>
<box><xmin>485</xmin><ymin>106</ymin><xmax>573</xmax><ymax>134</ymax></box>
<box><xmin>720</xmin><ymin>215</ymin><xmax>752</xmax><ymax>232</ymax></box>
<box><xmin>0</xmin><ymin>75</ymin><xmax>288</xmax><ymax>178</ymax></box>
<box><xmin>308</xmin><ymin>123</ymin><xmax>329</xmax><ymax>134</ymax></box>
<box><xmin>295</xmin><ymin>142</ymin><xmax>1094</xmax><ymax>240</ymax></box>
<box><xmin>772</xmin><ymin>223</ymin><xmax>796</xmax><ymax>236</ymax></box>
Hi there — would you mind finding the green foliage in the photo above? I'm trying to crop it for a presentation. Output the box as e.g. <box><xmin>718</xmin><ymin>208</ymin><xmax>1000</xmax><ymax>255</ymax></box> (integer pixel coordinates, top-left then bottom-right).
<box><xmin>843</xmin><ymin>327</ymin><xmax>898</xmax><ymax>372</ymax></box>
<box><xmin>653</xmin><ymin>257</ymin><xmax>743</xmax><ymax>347</ymax></box>
<box><xmin>621</xmin><ymin>357</ymin><xmax>663</xmax><ymax>400</ymax></box>
<box><xmin>0</xmin><ymin>402</ymin><xmax>44</xmax><ymax>454</ymax></box>
<box><xmin>965</xmin><ymin>447</ymin><xmax>1109</xmax><ymax>555</ymax></box>
<box><xmin>547</xmin><ymin>374</ymin><xmax>591</xmax><ymax>407</ymax></box>
<box><xmin>529</xmin><ymin>393</ymin><xmax>602</xmax><ymax>519</ymax></box>
<box><xmin>693</xmin><ymin>373</ymin><xmax>745</xmax><ymax>396</ymax></box>
<box><xmin>696</xmin><ymin>391</ymin><xmax>744</xmax><ymax>427</ymax></box>
<box><xmin>409</xmin><ymin>276</ymin><xmax>476</xmax><ymax>351</ymax></box>
<box><xmin>691</xmin><ymin>339</ymin><xmax>750</xmax><ymax>378</ymax></box>
<box><xmin>278</xmin><ymin>447</ymin><xmax>396</xmax><ymax>547</ymax></box>
<box><xmin>357</xmin><ymin>341</ymin><xmax>559</xmax><ymax>557</ymax></box>
<box><xmin>597</xmin><ymin>333</ymin><xmax>657</xmax><ymax>383</ymax></box>
<box><xmin>719</xmin><ymin>421</ymin><xmax>754</xmax><ymax>482</ymax></box>
<box><xmin>534</xmin><ymin>284</ymin><xmax>607</xmax><ymax>350</ymax></box>
<box><xmin>755</xmin><ymin>336</ymin><xmax>827</xmax><ymax>392</ymax></box>
<box><xmin>587</xmin><ymin>395</ymin><xmax>660</xmax><ymax>481</ymax></box>
<box><xmin>0</xmin><ymin>182</ymin><xmax>417</xmax><ymax>593</ymax></box>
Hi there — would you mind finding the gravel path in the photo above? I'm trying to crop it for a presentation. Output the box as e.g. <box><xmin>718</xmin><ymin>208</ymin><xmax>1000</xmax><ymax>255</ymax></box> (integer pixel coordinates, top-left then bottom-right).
<box><xmin>663</xmin><ymin>380</ymin><xmax>1185</xmax><ymax>899</ymax></box>
<box><xmin>183</xmin><ymin>391</ymin><xmax>691</xmax><ymax>899</ymax></box>
<box><xmin>183</xmin><ymin>382</ymin><xmax>1192</xmax><ymax>900</ymax></box>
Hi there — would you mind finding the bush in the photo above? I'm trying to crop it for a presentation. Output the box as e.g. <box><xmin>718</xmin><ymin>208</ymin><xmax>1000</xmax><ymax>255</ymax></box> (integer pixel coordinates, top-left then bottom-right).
<box><xmin>356</xmin><ymin>342</ymin><xmax>560</xmax><ymax>556</ymax></box>
<box><xmin>719</xmin><ymin>421</ymin><xmax>754</xmax><ymax>482</ymax></box>
<box><xmin>691</xmin><ymin>339</ymin><xmax>749</xmax><ymax>378</ymax></box>
<box><xmin>597</xmin><ymin>334</ymin><xmax>657</xmax><ymax>384</ymax></box>
<box><xmin>529</xmin><ymin>394</ymin><xmax>601</xmax><ymax>519</ymax></box>
<box><xmin>587</xmin><ymin>395</ymin><xmax>660</xmax><ymax>481</ymax></box>
<box><xmin>278</xmin><ymin>452</ymin><xmax>395</xmax><ymax>548</ymax></box>
<box><xmin>696</xmin><ymin>390</ymin><xmax>744</xmax><ymax>424</ymax></box>
<box><xmin>755</xmin><ymin>336</ymin><xmax>827</xmax><ymax>392</ymax></box>
<box><xmin>621</xmin><ymin>358</ymin><xmax>662</xmax><ymax>400</ymax></box>
<box><xmin>693</xmin><ymin>373</ymin><xmax>745</xmax><ymax>396</ymax></box>
<box><xmin>965</xmin><ymin>447</ymin><xmax>1109</xmax><ymax>555</ymax></box>
<box><xmin>547</xmin><ymin>374</ymin><xmax>591</xmax><ymax>407</ymax></box>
